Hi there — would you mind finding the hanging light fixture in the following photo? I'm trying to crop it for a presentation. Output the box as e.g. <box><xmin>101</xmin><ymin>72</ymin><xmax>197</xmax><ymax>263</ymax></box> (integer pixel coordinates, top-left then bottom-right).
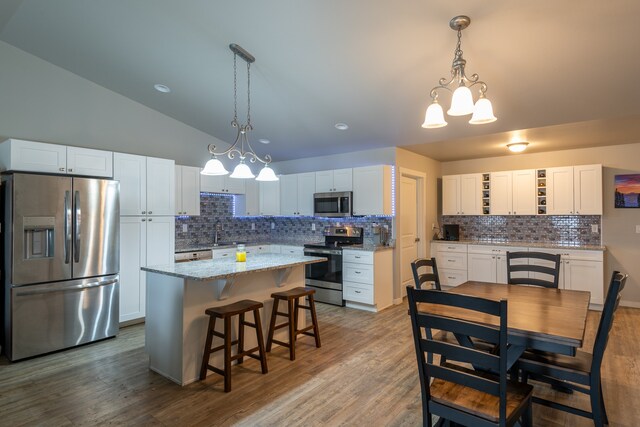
<box><xmin>422</xmin><ymin>16</ymin><xmax>496</xmax><ymax>129</ymax></box>
<box><xmin>201</xmin><ymin>44</ymin><xmax>278</xmax><ymax>181</ymax></box>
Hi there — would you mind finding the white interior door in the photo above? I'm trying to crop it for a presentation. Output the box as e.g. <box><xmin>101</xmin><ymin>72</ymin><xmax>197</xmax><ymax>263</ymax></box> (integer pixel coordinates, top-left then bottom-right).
<box><xmin>400</xmin><ymin>176</ymin><xmax>418</xmax><ymax>294</ymax></box>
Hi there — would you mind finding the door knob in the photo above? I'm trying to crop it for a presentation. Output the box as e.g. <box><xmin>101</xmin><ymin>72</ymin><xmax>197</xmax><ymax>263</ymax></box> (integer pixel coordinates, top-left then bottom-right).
<box><xmin>414</xmin><ymin>238</ymin><xmax>420</xmax><ymax>242</ymax></box>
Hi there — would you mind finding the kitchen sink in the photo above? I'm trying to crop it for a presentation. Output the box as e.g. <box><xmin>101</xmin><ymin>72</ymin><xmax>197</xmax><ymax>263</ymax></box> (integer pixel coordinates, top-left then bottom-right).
<box><xmin>211</xmin><ymin>241</ymin><xmax>246</xmax><ymax>247</ymax></box>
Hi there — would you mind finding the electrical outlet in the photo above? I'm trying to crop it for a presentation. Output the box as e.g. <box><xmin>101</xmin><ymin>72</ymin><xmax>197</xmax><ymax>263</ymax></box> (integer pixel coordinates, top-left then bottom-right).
<box><xmin>636</xmin><ymin>225</ymin><xmax>640</xmax><ymax>234</ymax></box>
<box><xmin>311</xmin><ymin>223</ymin><xmax>316</xmax><ymax>231</ymax></box>
<box><xmin>591</xmin><ymin>224</ymin><xmax>598</xmax><ymax>233</ymax></box>
<box><xmin>251</xmin><ymin>223</ymin><xmax>255</xmax><ymax>230</ymax></box>
<box><xmin>271</xmin><ymin>222</ymin><xmax>275</xmax><ymax>230</ymax></box>
<box><xmin>182</xmin><ymin>224</ymin><xmax>188</xmax><ymax>233</ymax></box>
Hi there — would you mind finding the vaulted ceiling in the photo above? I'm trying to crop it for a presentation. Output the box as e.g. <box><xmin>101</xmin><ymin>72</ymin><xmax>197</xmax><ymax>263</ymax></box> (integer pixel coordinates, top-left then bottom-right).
<box><xmin>2</xmin><ymin>0</ymin><xmax>640</xmax><ymax>162</ymax></box>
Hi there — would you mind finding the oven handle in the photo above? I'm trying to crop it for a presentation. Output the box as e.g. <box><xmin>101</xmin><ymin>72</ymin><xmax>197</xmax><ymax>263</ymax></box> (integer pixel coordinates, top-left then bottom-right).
<box><xmin>304</xmin><ymin>249</ymin><xmax>342</xmax><ymax>256</ymax></box>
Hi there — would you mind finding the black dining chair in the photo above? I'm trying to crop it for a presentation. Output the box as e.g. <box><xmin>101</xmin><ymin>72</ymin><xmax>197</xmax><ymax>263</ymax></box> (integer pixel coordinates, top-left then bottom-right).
<box><xmin>407</xmin><ymin>286</ymin><xmax>533</xmax><ymax>427</ymax></box>
<box><xmin>506</xmin><ymin>251</ymin><xmax>561</xmax><ymax>288</ymax></box>
<box><xmin>411</xmin><ymin>257</ymin><xmax>441</xmax><ymax>290</ymax></box>
<box><xmin>517</xmin><ymin>271</ymin><xmax>627</xmax><ymax>426</ymax></box>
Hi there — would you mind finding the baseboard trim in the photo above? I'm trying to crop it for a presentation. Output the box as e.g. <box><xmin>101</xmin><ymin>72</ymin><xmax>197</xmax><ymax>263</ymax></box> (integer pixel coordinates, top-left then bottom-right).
<box><xmin>621</xmin><ymin>300</ymin><xmax>640</xmax><ymax>309</ymax></box>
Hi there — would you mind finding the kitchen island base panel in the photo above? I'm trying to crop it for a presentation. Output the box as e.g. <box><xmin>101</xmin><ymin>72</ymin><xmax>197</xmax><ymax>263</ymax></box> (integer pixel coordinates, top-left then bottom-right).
<box><xmin>146</xmin><ymin>268</ymin><xmax>306</xmax><ymax>386</ymax></box>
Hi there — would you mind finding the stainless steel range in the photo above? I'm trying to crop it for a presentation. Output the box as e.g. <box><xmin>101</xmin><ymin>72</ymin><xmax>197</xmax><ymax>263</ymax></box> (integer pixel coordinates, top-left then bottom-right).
<box><xmin>304</xmin><ymin>226</ymin><xmax>363</xmax><ymax>306</ymax></box>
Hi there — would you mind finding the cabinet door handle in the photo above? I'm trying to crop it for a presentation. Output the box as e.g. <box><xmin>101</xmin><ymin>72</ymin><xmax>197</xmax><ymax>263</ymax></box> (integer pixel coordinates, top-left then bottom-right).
<box><xmin>59</xmin><ymin>167</ymin><xmax>65</xmax><ymax>171</ymax></box>
<box><xmin>148</xmin><ymin>211</ymin><xmax>153</xmax><ymax>214</ymax></box>
<box><xmin>141</xmin><ymin>218</ymin><xmax>146</xmax><ymax>222</ymax></box>
<box><xmin>68</xmin><ymin>168</ymin><xmax>73</xmax><ymax>172</ymax></box>
<box><xmin>142</xmin><ymin>211</ymin><xmax>146</xmax><ymax>214</ymax></box>
<box><xmin>148</xmin><ymin>218</ymin><xmax>153</xmax><ymax>222</ymax></box>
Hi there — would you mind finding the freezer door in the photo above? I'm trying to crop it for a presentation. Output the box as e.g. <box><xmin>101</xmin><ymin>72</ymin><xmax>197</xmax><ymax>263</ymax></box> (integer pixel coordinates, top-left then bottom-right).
<box><xmin>8</xmin><ymin>275</ymin><xmax>119</xmax><ymax>361</ymax></box>
<box><xmin>72</xmin><ymin>178</ymin><xmax>120</xmax><ymax>278</ymax></box>
<box><xmin>10</xmin><ymin>174</ymin><xmax>72</xmax><ymax>285</ymax></box>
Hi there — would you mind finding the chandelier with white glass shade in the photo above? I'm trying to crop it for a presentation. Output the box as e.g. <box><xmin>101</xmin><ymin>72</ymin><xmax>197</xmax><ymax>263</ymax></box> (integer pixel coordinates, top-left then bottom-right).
<box><xmin>422</xmin><ymin>16</ymin><xmax>497</xmax><ymax>129</ymax></box>
<box><xmin>201</xmin><ymin>44</ymin><xmax>278</xmax><ymax>181</ymax></box>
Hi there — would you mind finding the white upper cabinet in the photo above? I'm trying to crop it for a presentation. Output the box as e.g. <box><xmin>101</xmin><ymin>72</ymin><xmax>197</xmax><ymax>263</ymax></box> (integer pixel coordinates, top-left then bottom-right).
<box><xmin>512</xmin><ymin>169</ymin><xmax>537</xmax><ymax>215</ymax></box>
<box><xmin>114</xmin><ymin>153</ymin><xmax>174</xmax><ymax>216</ymax></box>
<box><xmin>490</xmin><ymin>170</ymin><xmax>535</xmax><ymax>215</ymax></box>
<box><xmin>280</xmin><ymin>172</ymin><xmax>315</xmax><ymax>215</ymax></box>
<box><xmin>352</xmin><ymin>165</ymin><xmax>393</xmax><ymax>216</ymax></box>
<box><xmin>460</xmin><ymin>174</ymin><xmax>483</xmax><ymax>215</ymax></box>
<box><xmin>259</xmin><ymin>180</ymin><xmax>280</xmax><ymax>216</ymax></box>
<box><xmin>237</xmin><ymin>179</ymin><xmax>260</xmax><ymax>216</ymax></box>
<box><xmin>442</xmin><ymin>175</ymin><xmax>461</xmax><ymax>215</ymax></box>
<box><xmin>200</xmin><ymin>174</ymin><xmax>245</xmax><ymax>194</ymax></box>
<box><xmin>175</xmin><ymin>165</ymin><xmax>200</xmax><ymax>216</ymax></box>
<box><xmin>547</xmin><ymin>166</ymin><xmax>575</xmax><ymax>215</ymax></box>
<box><xmin>315</xmin><ymin>168</ymin><xmax>353</xmax><ymax>193</ymax></box>
<box><xmin>0</xmin><ymin>139</ymin><xmax>112</xmax><ymax>177</ymax></box>
<box><xmin>114</xmin><ymin>153</ymin><xmax>147</xmax><ymax>216</ymax></box>
<box><xmin>443</xmin><ymin>173</ymin><xmax>482</xmax><ymax>215</ymax></box>
<box><xmin>574</xmin><ymin>164</ymin><xmax>602</xmax><ymax>215</ymax></box>
<box><xmin>66</xmin><ymin>146</ymin><xmax>113</xmax><ymax>177</ymax></box>
<box><xmin>146</xmin><ymin>157</ymin><xmax>175</xmax><ymax>215</ymax></box>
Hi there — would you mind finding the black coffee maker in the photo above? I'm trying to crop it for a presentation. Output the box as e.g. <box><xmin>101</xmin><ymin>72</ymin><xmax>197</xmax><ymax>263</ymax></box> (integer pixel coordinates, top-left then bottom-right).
<box><xmin>443</xmin><ymin>224</ymin><xmax>460</xmax><ymax>241</ymax></box>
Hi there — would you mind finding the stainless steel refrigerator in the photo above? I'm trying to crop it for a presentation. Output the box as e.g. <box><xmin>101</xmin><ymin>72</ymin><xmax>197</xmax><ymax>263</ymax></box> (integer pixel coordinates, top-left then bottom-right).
<box><xmin>1</xmin><ymin>173</ymin><xmax>120</xmax><ymax>361</ymax></box>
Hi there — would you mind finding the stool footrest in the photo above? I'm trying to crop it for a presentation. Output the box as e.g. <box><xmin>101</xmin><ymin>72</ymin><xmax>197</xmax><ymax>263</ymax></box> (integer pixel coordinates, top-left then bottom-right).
<box><xmin>270</xmin><ymin>338</ymin><xmax>290</xmax><ymax>348</ymax></box>
<box><xmin>206</xmin><ymin>365</ymin><xmax>225</xmax><ymax>377</ymax></box>
<box><xmin>298</xmin><ymin>304</ymin><xmax>311</xmax><ymax>311</ymax></box>
<box><xmin>241</xmin><ymin>321</ymin><xmax>257</xmax><ymax>328</ymax></box>
<box><xmin>212</xmin><ymin>331</ymin><xmax>225</xmax><ymax>339</ymax></box>
<box><xmin>297</xmin><ymin>325</ymin><xmax>315</xmax><ymax>334</ymax></box>
<box><xmin>231</xmin><ymin>347</ymin><xmax>260</xmax><ymax>361</ymax></box>
<box><xmin>301</xmin><ymin>331</ymin><xmax>316</xmax><ymax>338</ymax></box>
<box><xmin>272</xmin><ymin>322</ymin><xmax>289</xmax><ymax>331</ymax></box>
<box><xmin>276</xmin><ymin>311</ymin><xmax>289</xmax><ymax>317</ymax></box>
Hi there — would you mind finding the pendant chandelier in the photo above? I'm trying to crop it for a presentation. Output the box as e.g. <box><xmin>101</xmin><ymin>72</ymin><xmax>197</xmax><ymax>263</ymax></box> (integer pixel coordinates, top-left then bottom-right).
<box><xmin>201</xmin><ymin>44</ymin><xmax>278</xmax><ymax>181</ymax></box>
<box><xmin>422</xmin><ymin>16</ymin><xmax>496</xmax><ymax>129</ymax></box>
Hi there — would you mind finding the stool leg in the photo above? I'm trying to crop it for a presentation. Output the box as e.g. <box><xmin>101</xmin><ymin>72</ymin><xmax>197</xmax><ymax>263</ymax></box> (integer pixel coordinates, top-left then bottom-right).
<box><xmin>253</xmin><ymin>308</ymin><xmax>268</xmax><ymax>374</ymax></box>
<box><xmin>266</xmin><ymin>298</ymin><xmax>279</xmax><ymax>352</ymax></box>
<box><xmin>223</xmin><ymin>316</ymin><xmax>232</xmax><ymax>392</ymax></box>
<box><xmin>309</xmin><ymin>294</ymin><xmax>321</xmax><ymax>348</ymax></box>
<box><xmin>200</xmin><ymin>315</ymin><xmax>216</xmax><ymax>380</ymax></box>
<box><xmin>237</xmin><ymin>312</ymin><xmax>245</xmax><ymax>365</ymax></box>
<box><xmin>287</xmin><ymin>299</ymin><xmax>296</xmax><ymax>361</ymax></box>
<box><xmin>293</xmin><ymin>297</ymin><xmax>300</xmax><ymax>341</ymax></box>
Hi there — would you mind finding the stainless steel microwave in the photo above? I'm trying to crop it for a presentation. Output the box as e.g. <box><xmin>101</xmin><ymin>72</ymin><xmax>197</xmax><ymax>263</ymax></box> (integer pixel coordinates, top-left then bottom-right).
<box><xmin>313</xmin><ymin>191</ymin><xmax>352</xmax><ymax>217</ymax></box>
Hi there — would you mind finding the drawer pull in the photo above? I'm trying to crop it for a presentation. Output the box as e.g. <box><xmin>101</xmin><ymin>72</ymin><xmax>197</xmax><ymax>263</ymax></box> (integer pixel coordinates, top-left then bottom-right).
<box><xmin>355</xmin><ymin>290</ymin><xmax>362</xmax><ymax>294</ymax></box>
<box><xmin>447</xmin><ymin>247</ymin><xmax>455</xmax><ymax>249</ymax></box>
<box><xmin>355</xmin><ymin>271</ymin><xmax>361</xmax><ymax>274</ymax></box>
<box><xmin>355</xmin><ymin>256</ymin><xmax>361</xmax><ymax>259</ymax></box>
<box><xmin>447</xmin><ymin>259</ymin><xmax>456</xmax><ymax>262</ymax></box>
<box><xmin>447</xmin><ymin>276</ymin><xmax>455</xmax><ymax>279</ymax></box>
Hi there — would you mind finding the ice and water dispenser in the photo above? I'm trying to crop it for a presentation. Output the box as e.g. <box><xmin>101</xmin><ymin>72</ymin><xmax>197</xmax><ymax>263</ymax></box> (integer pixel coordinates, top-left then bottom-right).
<box><xmin>23</xmin><ymin>216</ymin><xmax>56</xmax><ymax>259</ymax></box>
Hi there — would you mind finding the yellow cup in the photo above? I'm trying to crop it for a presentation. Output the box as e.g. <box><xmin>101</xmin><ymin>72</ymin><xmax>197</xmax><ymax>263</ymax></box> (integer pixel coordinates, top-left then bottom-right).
<box><xmin>236</xmin><ymin>251</ymin><xmax>246</xmax><ymax>262</ymax></box>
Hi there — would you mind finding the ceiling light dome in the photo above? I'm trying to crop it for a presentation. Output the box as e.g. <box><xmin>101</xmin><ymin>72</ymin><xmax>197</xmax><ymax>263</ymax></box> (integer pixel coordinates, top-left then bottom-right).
<box><xmin>422</xmin><ymin>100</ymin><xmax>447</xmax><ymax>128</ymax></box>
<box><xmin>256</xmin><ymin>165</ymin><xmax>279</xmax><ymax>181</ymax></box>
<box><xmin>201</xmin><ymin>157</ymin><xmax>229</xmax><ymax>175</ymax></box>
<box><xmin>507</xmin><ymin>142</ymin><xmax>529</xmax><ymax>153</ymax></box>
<box><xmin>230</xmin><ymin>160</ymin><xmax>255</xmax><ymax>179</ymax></box>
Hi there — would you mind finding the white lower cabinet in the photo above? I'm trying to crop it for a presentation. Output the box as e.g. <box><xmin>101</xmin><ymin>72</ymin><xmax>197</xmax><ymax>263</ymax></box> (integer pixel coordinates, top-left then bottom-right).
<box><xmin>530</xmin><ymin>249</ymin><xmax>604</xmax><ymax>305</ymax></box>
<box><xmin>431</xmin><ymin>242</ymin><xmax>468</xmax><ymax>288</ymax></box>
<box><xmin>467</xmin><ymin>245</ymin><xmax>528</xmax><ymax>283</ymax></box>
<box><xmin>119</xmin><ymin>216</ymin><xmax>175</xmax><ymax>323</ymax></box>
<box><xmin>343</xmin><ymin>249</ymin><xmax>393</xmax><ymax>312</ymax></box>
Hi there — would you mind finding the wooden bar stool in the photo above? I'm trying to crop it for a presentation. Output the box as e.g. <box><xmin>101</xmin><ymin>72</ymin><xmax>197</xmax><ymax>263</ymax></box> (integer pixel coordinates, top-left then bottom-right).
<box><xmin>266</xmin><ymin>287</ymin><xmax>321</xmax><ymax>361</ymax></box>
<box><xmin>199</xmin><ymin>299</ymin><xmax>268</xmax><ymax>392</ymax></box>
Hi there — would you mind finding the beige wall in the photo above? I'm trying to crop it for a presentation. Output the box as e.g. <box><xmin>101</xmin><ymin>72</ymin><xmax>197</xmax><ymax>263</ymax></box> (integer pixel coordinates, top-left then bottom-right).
<box><xmin>442</xmin><ymin>142</ymin><xmax>640</xmax><ymax>306</ymax></box>
<box><xmin>394</xmin><ymin>148</ymin><xmax>441</xmax><ymax>300</ymax></box>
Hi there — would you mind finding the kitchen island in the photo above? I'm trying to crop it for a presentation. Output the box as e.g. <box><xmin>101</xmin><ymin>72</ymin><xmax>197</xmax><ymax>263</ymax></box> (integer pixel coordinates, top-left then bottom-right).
<box><xmin>142</xmin><ymin>253</ymin><xmax>326</xmax><ymax>386</ymax></box>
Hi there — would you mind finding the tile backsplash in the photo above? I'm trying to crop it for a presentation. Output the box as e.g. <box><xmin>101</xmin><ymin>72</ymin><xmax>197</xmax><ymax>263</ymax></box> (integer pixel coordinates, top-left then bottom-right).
<box><xmin>175</xmin><ymin>193</ymin><xmax>393</xmax><ymax>250</ymax></box>
<box><xmin>441</xmin><ymin>215</ymin><xmax>602</xmax><ymax>246</ymax></box>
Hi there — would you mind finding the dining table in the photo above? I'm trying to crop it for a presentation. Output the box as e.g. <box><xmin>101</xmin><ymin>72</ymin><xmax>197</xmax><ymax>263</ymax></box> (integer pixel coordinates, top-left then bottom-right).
<box><xmin>418</xmin><ymin>281</ymin><xmax>592</xmax><ymax>369</ymax></box>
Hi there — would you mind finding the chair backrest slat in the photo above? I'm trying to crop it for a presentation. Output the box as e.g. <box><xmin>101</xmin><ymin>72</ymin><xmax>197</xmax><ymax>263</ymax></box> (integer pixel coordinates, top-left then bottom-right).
<box><xmin>506</xmin><ymin>251</ymin><xmax>561</xmax><ymax>289</ymax></box>
<box><xmin>411</xmin><ymin>257</ymin><xmax>441</xmax><ymax>290</ymax></box>
<box><xmin>407</xmin><ymin>286</ymin><xmax>509</xmax><ymax>422</ymax></box>
<box><xmin>592</xmin><ymin>271</ymin><xmax>627</xmax><ymax>371</ymax></box>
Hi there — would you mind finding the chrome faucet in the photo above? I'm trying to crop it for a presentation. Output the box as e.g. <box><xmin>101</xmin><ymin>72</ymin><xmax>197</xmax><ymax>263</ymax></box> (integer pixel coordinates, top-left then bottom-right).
<box><xmin>214</xmin><ymin>223</ymin><xmax>222</xmax><ymax>245</ymax></box>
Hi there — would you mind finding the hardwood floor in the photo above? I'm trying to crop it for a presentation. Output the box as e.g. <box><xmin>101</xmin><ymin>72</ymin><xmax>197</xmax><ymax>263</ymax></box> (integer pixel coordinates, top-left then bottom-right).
<box><xmin>1</xmin><ymin>303</ymin><xmax>638</xmax><ymax>426</ymax></box>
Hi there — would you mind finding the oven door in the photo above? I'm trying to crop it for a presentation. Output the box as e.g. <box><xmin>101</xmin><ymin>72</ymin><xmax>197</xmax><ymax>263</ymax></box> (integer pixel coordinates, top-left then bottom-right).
<box><xmin>304</xmin><ymin>248</ymin><xmax>342</xmax><ymax>284</ymax></box>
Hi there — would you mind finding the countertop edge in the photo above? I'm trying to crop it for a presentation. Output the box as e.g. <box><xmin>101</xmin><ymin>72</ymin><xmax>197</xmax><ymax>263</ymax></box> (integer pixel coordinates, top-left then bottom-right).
<box><xmin>430</xmin><ymin>240</ymin><xmax>606</xmax><ymax>252</ymax></box>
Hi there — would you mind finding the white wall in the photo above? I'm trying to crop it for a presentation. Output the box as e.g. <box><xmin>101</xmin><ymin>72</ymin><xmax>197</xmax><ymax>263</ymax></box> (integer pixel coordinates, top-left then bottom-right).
<box><xmin>0</xmin><ymin>41</ymin><xmax>228</xmax><ymax>167</ymax></box>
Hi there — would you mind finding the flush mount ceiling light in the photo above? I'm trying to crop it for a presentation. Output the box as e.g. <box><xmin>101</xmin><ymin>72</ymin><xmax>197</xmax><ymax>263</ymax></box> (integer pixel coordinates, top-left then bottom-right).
<box><xmin>258</xmin><ymin>138</ymin><xmax>270</xmax><ymax>144</ymax></box>
<box><xmin>201</xmin><ymin>44</ymin><xmax>278</xmax><ymax>181</ymax></box>
<box><xmin>335</xmin><ymin>123</ymin><xmax>349</xmax><ymax>130</ymax></box>
<box><xmin>422</xmin><ymin>16</ymin><xmax>497</xmax><ymax>129</ymax></box>
<box><xmin>507</xmin><ymin>142</ymin><xmax>529</xmax><ymax>153</ymax></box>
<box><xmin>154</xmin><ymin>84</ymin><xmax>171</xmax><ymax>93</ymax></box>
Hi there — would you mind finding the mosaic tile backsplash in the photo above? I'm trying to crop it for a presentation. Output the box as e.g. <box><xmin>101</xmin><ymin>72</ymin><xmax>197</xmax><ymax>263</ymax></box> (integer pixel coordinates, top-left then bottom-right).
<box><xmin>440</xmin><ymin>215</ymin><xmax>602</xmax><ymax>245</ymax></box>
<box><xmin>175</xmin><ymin>193</ymin><xmax>393</xmax><ymax>250</ymax></box>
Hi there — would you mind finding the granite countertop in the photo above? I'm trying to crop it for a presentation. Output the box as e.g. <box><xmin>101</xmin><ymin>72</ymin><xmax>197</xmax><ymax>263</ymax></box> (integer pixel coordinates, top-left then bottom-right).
<box><xmin>142</xmin><ymin>253</ymin><xmax>327</xmax><ymax>281</ymax></box>
<box><xmin>431</xmin><ymin>239</ymin><xmax>606</xmax><ymax>251</ymax></box>
<box><xmin>176</xmin><ymin>241</ymin><xmax>395</xmax><ymax>253</ymax></box>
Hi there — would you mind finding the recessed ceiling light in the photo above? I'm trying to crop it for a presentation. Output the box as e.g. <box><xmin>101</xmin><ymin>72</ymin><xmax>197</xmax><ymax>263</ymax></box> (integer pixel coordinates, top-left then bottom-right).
<box><xmin>154</xmin><ymin>84</ymin><xmax>171</xmax><ymax>93</ymax></box>
<box><xmin>258</xmin><ymin>139</ymin><xmax>270</xmax><ymax>144</ymax></box>
<box><xmin>335</xmin><ymin>123</ymin><xmax>349</xmax><ymax>130</ymax></box>
<box><xmin>507</xmin><ymin>142</ymin><xmax>529</xmax><ymax>153</ymax></box>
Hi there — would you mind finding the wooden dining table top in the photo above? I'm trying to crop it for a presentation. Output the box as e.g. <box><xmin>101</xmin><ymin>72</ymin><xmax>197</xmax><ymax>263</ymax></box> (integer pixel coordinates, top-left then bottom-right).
<box><xmin>418</xmin><ymin>281</ymin><xmax>591</xmax><ymax>349</ymax></box>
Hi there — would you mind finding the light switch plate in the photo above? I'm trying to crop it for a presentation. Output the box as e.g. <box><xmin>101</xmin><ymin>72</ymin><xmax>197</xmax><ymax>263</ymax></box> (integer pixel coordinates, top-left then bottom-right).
<box><xmin>311</xmin><ymin>223</ymin><xmax>316</xmax><ymax>231</ymax></box>
<box><xmin>636</xmin><ymin>225</ymin><xmax>640</xmax><ymax>234</ymax></box>
<box><xmin>271</xmin><ymin>222</ymin><xmax>275</xmax><ymax>230</ymax></box>
<box><xmin>182</xmin><ymin>224</ymin><xmax>188</xmax><ymax>232</ymax></box>
<box><xmin>591</xmin><ymin>224</ymin><xmax>598</xmax><ymax>233</ymax></box>
<box><xmin>251</xmin><ymin>223</ymin><xmax>255</xmax><ymax>230</ymax></box>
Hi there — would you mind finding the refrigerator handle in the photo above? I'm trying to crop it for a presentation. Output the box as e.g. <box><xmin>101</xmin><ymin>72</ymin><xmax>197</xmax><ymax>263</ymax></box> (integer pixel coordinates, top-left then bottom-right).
<box><xmin>64</xmin><ymin>190</ymin><xmax>71</xmax><ymax>264</ymax></box>
<box><xmin>73</xmin><ymin>190</ymin><xmax>81</xmax><ymax>263</ymax></box>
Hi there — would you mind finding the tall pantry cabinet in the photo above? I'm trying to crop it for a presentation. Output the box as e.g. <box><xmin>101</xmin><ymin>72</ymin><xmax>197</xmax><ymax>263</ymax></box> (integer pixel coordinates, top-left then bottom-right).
<box><xmin>115</xmin><ymin>153</ymin><xmax>175</xmax><ymax>323</ymax></box>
